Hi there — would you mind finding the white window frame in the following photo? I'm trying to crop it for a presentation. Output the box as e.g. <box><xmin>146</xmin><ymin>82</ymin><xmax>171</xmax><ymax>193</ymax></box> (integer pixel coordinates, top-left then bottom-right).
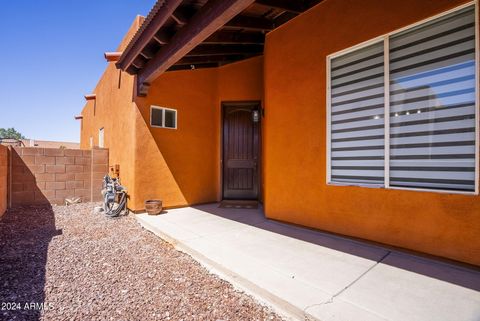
<box><xmin>326</xmin><ymin>1</ymin><xmax>479</xmax><ymax>195</ymax></box>
<box><xmin>150</xmin><ymin>105</ymin><xmax>177</xmax><ymax>129</ymax></box>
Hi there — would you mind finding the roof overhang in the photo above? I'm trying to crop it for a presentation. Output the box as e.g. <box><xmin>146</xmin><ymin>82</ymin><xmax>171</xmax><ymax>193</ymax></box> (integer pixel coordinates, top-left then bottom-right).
<box><xmin>115</xmin><ymin>0</ymin><xmax>321</xmax><ymax>96</ymax></box>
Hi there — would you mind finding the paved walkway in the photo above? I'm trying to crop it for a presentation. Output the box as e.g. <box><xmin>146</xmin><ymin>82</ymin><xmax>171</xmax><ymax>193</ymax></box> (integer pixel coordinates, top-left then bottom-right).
<box><xmin>136</xmin><ymin>203</ymin><xmax>480</xmax><ymax>321</ymax></box>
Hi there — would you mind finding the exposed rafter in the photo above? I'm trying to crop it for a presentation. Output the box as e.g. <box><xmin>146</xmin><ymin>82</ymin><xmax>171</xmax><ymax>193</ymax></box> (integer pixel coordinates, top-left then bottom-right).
<box><xmin>175</xmin><ymin>54</ymin><xmax>253</xmax><ymax>65</ymax></box>
<box><xmin>203</xmin><ymin>30</ymin><xmax>264</xmax><ymax>44</ymax></box>
<box><xmin>140</xmin><ymin>46</ymin><xmax>157</xmax><ymax>60</ymax></box>
<box><xmin>115</xmin><ymin>0</ymin><xmax>324</xmax><ymax>96</ymax></box>
<box><xmin>137</xmin><ymin>0</ymin><xmax>256</xmax><ymax>96</ymax></box>
<box><xmin>273</xmin><ymin>11</ymin><xmax>297</xmax><ymax>25</ymax></box>
<box><xmin>255</xmin><ymin>0</ymin><xmax>305</xmax><ymax>14</ymax></box>
<box><xmin>225</xmin><ymin>15</ymin><xmax>275</xmax><ymax>31</ymax></box>
<box><xmin>132</xmin><ymin>56</ymin><xmax>147</xmax><ymax>69</ymax></box>
<box><xmin>171</xmin><ymin>6</ymin><xmax>196</xmax><ymax>25</ymax></box>
<box><xmin>186</xmin><ymin>44</ymin><xmax>263</xmax><ymax>56</ymax></box>
<box><xmin>168</xmin><ymin>62</ymin><xmax>219</xmax><ymax>71</ymax></box>
<box><xmin>153</xmin><ymin>31</ymin><xmax>171</xmax><ymax>44</ymax></box>
<box><xmin>116</xmin><ymin>0</ymin><xmax>183</xmax><ymax>71</ymax></box>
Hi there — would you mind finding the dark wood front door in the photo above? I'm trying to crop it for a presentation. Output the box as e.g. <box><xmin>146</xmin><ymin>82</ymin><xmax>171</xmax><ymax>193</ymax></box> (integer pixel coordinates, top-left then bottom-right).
<box><xmin>222</xmin><ymin>102</ymin><xmax>260</xmax><ymax>200</ymax></box>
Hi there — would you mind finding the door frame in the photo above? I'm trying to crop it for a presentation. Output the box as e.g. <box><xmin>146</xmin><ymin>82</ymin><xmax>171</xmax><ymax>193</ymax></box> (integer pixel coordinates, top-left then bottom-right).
<box><xmin>220</xmin><ymin>101</ymin><xmax>262</xmax><ymax>201</ymax></box>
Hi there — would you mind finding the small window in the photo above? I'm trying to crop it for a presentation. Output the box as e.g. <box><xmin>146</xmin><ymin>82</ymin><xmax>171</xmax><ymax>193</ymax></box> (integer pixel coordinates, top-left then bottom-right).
<box><xmin>98</xmin><ymin>127</ymin><xmax>104</xmax><ymax>148</ymax></box>
<box><xmin>150</xmin><ymin>106</ymin><xmax>177</xmax><ymax>129</ymax></box>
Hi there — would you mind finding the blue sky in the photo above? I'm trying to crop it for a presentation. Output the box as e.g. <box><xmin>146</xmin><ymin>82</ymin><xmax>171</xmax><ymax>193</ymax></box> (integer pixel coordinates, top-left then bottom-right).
<box><xmin>0</xmin><ymin>0</ymin><xmax>155</xmax><ymax>142</ymax></box>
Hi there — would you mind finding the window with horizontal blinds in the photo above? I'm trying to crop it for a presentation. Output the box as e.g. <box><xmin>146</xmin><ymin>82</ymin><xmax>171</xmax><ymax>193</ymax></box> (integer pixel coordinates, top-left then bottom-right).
<box><xmin>389</xmin><ymin>6</ymin><xmax>476</xmax><ymax>191</ymax></box>
<box><xmin>330</xmin><ymin>42</ymin><xmax>385</xmax><ymax>185</ymax></box>
<box><xmin>328</xmin><ymin>4</ymin><xmax>477</xmax><ymax>193</ymax></box>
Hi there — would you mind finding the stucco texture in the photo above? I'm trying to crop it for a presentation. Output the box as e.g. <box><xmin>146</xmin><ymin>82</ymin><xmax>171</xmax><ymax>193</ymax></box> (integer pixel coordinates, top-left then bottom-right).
<box><xmin>133</xmin><ymin>56</ymin><xmax>264</xmax><ymax>209</ymax></box>
<box><xmin>80</xmin><ymin>17</ymin><xmax>142</xmax><ymax>208</ymax></box>
<box><xmin>80</xmin><ymin>19</ymin><xmax>263</xmax><ymax>211</ymax></box>
<box><xmin>263</xmin><ymin>0</ymin><xmax>480</xmax><ymax>265</ymax></box>
<box><xmin>80</xmin><ymin>0</ymin><xmax>480</xmax><ymax>266</ymax></box>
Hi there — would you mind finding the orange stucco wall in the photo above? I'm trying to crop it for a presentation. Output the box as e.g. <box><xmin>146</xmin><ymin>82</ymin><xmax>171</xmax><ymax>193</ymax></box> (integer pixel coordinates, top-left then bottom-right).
<box><xmin>80</xmin><ymin>0</ymin><xmax>480</xmax><ymax>265</ymax></box>
<box><xmin>80</xmin><ymin>16</ymin><xmax>143</xmax><ymax>208</ymax></box>
<box><xmin>0</xmin><ymin>145</ymin><xmax>7</xmax><ymax>216</ymax></box>
<box><xmin>133</xmin><ymin>56</ymin><xmax>263</xmax><ymax>210</ymax></box>
<box><xmin>80</xmin><ymin>17</ymin><xmax>263</xmax><ymax>211</ymax></box>
<box><xmin>133</xmin><ymin>68</ymin><xmax>219</xmax><ymax>209</ymax></box>
<box><xmin>263</xmin><ymin>0</ymin><xmax>480</xmax><ymax>265</ymax></box>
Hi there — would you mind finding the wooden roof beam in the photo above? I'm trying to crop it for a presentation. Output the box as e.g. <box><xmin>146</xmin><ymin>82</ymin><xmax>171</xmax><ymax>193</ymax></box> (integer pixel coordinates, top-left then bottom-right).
<box><xmin>255</xmin><ymin>0</ymin><xmax>306</xmax><ymax>14</ymax></box>
<box><xmin>137</xmin><ymin>0</ymin><xmax>256</xmax><ymax>96</ymax></box>
<box><xmin>132</xmin><ymin>56</ymin><xmax>147</xmax><ymax>69</ymax></box>
<box><xmin>153</xmin><ymin>30</ymin><xmax>172</xmax><ymax>45</ymax></box>
<box><xmin>203</xmin><ymin>30</ymin><xmax>265</xmax><ymax>44</ymax></box>
<box><xmin>116</xmin><ymin>0</ymin><xmax>183</xmax><ymax>71</ymax></box>
<box><xmin>126</xmin><ymin>65</ymin><xmax>139</xmax><ymax>75</ymax></box>
<box><xmin>140</xmin><ymin>46</ymin><xmax>157</xmax><ymax>60</ymax></box>
<box><xmin>186</xmin><ymin>44</ymin><xmax>263</xmax><ymax>56</ymax></box>
<box><xmin>168</xmin><ymin>62</ymin><xmax>219</xmax><ymax>71</ymax></box>
<box><xmin>171</xmin><ymin>6</ymin><xmax>196</xmax><ymax>25</ymax></box>
<box><xmin>225</xmin><ymin>15</ymin><xmax>274</xmax><ymax>31</ymax></box>
<box><xmin>174</xmin><ymin>54</ymin><xmax>247</xmax><ymax>65</ymax></box>
<box><xmin>273</xmin><ymin>11</ymin><xmax>298</xmax><ymax>26</ymax></box>
<box><xmin>255</xmin><ymin>0</ymin><xmax>307</xmax><ymax>14</ymax></box>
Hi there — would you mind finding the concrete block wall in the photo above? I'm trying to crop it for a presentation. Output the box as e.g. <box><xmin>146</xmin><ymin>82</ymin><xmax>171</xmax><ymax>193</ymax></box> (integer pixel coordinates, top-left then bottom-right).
<box><xmin>0</xmin><ymin>145</ymin><xmax>7</xmax><ymax>216</ymax></box>
<box><xmin>9</xmin><ymin>147</ymin><xmax>108</xmax><ymax>206</ymax></box>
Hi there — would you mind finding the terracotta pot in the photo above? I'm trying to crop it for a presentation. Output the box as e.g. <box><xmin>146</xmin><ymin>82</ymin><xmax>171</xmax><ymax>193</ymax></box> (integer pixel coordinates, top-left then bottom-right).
<box><xmin>145</xmin><ymin>200</ymin><xmax>163</xmax><ymax>215</ymax></box>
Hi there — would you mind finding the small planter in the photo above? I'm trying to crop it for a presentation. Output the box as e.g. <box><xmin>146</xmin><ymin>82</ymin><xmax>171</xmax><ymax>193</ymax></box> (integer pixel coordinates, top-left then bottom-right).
<box><xmin>145</xmin><ymin>200</ymin><xmax>163</xmax><ymax>215</ymax></box>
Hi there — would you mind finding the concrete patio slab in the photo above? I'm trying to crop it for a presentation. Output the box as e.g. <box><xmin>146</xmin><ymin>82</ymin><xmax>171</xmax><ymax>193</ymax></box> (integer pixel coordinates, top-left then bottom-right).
<box><xmin>136</xmin><ymin>203</ymin><xmax>480</xmax><ymax>321</ymax></box>
<box><xmin>335</xmin><ymin>252</ymin><xmax>480</xmax><ymax>321</ymax></box>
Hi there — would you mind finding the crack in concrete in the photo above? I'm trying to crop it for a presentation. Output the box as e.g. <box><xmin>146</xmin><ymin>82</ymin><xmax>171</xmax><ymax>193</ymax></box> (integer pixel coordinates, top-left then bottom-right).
<box><xmin>302</xmin><ymin>251</ymin><xmax>392</xmax><ymax>320</ymax></box>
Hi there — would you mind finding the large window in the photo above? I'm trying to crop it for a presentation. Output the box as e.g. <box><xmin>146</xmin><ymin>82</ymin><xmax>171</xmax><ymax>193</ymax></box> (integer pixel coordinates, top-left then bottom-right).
<box><xmin>327</xmin><ymin>4</ymin><xmax>478</xmax><ymax>193</ymax></box>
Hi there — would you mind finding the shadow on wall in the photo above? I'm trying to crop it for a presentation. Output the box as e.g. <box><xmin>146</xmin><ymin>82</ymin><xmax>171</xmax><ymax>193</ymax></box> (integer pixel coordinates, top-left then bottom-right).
<box><xmin>134</xmin><ymin>107</ymin><xmax>218</xmax><ymax>207</ymax></box>
<box><xmin>133</xmin><ymin>69</ymin><xmax>220</xmax><ymax>208</ymax></box>
<box><xmin>10</xmin><ymin>147</ymin><xmax>106</xmax><ymax>207</ymax></box>
<box><xmin>133</xmin><ymin>108</ymin><xmax>188</xmax><ymax>208</ymax></box>
<box><xmin>11</xmin><ymin>152</ymin><xmax>49</xmax><ymax>206</ymax></box>
<box><xmin>193</xmin><ymin>204</ymin><xmax>480</xmax><ymax>292</ymax></box>
<box><xmin>0</xmin><ymin>205</ymin><xmax>61</xmax><ymax>321</ymax></box>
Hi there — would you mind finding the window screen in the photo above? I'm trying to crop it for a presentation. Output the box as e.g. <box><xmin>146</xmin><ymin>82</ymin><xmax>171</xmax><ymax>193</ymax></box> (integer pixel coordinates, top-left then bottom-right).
<box><xmin>330</xmin><ymin>42</ymin><xmax>385</xmax><ymax>185</ymax></box>
<box><xmin>164</xmin><ymin>109</ymin><xmax>176</xmax><ymax>128</ymax></box>
<box><xmin>389</xmin><ymin>6</ymin><xmax>476</xmax><ymax>191</ymax></box>
<box><xmin>151</xmin><ymin>108</ymin><xmax>163</xmax><ymax>127</ymax></box>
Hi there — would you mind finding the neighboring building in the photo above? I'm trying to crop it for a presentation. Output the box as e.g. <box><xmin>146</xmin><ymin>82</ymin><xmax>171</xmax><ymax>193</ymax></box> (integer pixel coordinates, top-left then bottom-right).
<box><xmin>0</xmin><ymin>138</ymin><xmax>80</xmax><ymax>149</ymax></box>
<box><xmin>79</xmin><ymin>0</ymin><xmax>480</xmax><ymax>266</ymax></box>
<box><xmin>22</xmin><ymin>139</ymin><xmax>80</xmax><ymax>149</ymax></box>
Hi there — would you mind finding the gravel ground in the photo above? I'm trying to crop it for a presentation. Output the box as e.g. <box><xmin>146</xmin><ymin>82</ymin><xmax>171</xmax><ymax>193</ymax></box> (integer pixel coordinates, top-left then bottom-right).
<box><xmin>0</xmin><ymin>203</ymin><xmax>283</xmax><ymax>321</ymax></box>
